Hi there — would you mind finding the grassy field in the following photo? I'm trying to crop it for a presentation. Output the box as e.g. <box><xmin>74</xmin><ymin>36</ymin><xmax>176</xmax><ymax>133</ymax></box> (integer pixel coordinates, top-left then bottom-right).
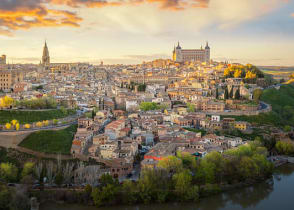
<box><xmin>228</xmin><ymin>84</ymin><xmax>294</xmax><ymax>127</ymax></box>
<box><xmin>0</xmin><ymin>109</ymin><xmax>76</xmax><ymax>124</ymax></box>
<box><xmin>19</xmin><ymin>125</ymin><xmax>77</xmax><ymax>155</ymax></box>
<box><xmin>259</xmin><ymin>66</ymin><xmax>294</xmax><ymax>80</ymax></box>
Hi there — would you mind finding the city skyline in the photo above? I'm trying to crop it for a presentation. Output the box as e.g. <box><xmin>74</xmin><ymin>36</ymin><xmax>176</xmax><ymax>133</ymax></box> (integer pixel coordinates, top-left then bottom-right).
<box><xmin>0</xmin><ymin>0</ymin><xmax>294</xmax><ymax>65</ymax></box>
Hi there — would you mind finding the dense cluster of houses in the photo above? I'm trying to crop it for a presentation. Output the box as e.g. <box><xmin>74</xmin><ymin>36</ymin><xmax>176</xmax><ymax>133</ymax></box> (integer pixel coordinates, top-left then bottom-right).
<box><xmin>1</xmin><ymin>60</ymin><xmax>270</xmax><ymax>179</ymax></box>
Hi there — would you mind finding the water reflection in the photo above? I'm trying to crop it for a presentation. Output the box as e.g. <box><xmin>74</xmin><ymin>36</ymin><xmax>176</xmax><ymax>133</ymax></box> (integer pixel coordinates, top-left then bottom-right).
<box><xmin>224</xmin><ymin>180</ymin><xmax>273</xmax><ymax>209</ymax></box>
<box><xmin>276</xmin><ymin>164</ymin><xmax>294</xmax><ymax>176</ymax></box>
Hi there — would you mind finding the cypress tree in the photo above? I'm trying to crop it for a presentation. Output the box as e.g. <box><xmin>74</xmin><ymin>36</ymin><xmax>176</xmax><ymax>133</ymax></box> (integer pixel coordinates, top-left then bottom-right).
<box><xmin>224</xmin><ymin>87</ymin><xmax>229</xmax><ymax>100</ymax></box>
<box><xmin>229</xmin><ymin>86</ymin><xmax>234</xmax><ymax>99</ymax></box>
<box><xmin>234</xmin><ymin>88</ymin><xmax>240</xmax><ymax>99</ymax></box>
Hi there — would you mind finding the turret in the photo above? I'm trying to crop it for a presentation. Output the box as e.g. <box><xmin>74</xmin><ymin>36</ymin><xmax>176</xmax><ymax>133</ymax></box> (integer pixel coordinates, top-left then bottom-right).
<box><xmin>176</xmin><ymin>41</ymin><xmax>181</xmax><ymax>50</ymax></box>
<box><xmin>205</xmin><ymin>41</ymin><xmax>210</xmax><ymax>63</ymax></box>
<box><xmin>205</xmin><ymin>41</ymin><xmax>209</xmax><ymax>49</ymax></box>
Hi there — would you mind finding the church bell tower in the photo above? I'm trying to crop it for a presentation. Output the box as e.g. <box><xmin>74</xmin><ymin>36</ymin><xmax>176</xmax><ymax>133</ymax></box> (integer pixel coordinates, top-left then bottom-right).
<box><xmin>42</xmin><ymin>41</ymin><xmax>50</xmax><ymax>66</ymax></box>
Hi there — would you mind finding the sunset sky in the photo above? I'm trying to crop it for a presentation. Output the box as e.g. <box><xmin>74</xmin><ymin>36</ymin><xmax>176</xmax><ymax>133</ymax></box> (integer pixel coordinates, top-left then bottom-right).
<box><xmin>0</xmin><ymin>0</ymin><xmax>293</xmax><ymax>65</ymax></box>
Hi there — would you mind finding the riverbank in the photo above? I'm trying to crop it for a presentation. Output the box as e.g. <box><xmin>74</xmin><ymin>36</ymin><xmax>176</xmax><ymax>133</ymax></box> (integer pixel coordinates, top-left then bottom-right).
<box><xmin>35</xmin><ymin>172</ymin><xmax>273</xmax><ymax>209</ymax></box>
<box><xmin>40</xmin><ymin>164</ymin><xmax>294</xmax><ymax>210</ymax></box>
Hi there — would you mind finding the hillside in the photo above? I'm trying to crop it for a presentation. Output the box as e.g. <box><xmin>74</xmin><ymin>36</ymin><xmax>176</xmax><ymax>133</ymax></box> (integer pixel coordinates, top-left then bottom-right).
<box><xmin>231</xmin><ymin>84</ymin><xmax>294</xmax><ymax>127</ymax></box>
<box><xmin>260</xmin><ymin>84</ymin><xmax>294</xmax><ymax>126</ymax></box>
<box><xmin>19</xmin><ymin>124</ymin><xmax>77</xmax><ymax>155</ymax></box>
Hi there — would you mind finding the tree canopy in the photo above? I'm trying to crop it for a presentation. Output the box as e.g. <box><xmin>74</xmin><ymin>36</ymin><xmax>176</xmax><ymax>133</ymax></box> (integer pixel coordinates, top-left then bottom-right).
<box><xmin>224</xmin><ymin>64</ymin><xmax>264</xmax><ymax>80</ymax></box>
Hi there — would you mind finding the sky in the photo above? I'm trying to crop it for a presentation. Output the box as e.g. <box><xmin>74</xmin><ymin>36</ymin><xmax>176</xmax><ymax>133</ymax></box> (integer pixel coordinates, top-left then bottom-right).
<box><xmin>0</xmin><ymin>0</ymin><xmax>293</xmax><ymax>65</ymax></box>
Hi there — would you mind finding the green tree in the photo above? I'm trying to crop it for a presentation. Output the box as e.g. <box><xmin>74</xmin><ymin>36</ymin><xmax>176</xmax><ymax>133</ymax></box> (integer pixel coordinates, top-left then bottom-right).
<box><xmin>173</xmin><ymin>170</ymin><xmax>199</xmax><ymax>201</ymax></box>
<box><xmin>224</xmin><ymin>87</ymin><xmax>229</xmax><ymax>100</ymax></box>
<box><xmin>0</xmin><ymin>185</ymin><xmax>11</xmax><ymax>210</ymax></box>
<box><xmin>177</xmin><ymin>151</ymin><xmax>197</xmax><ymax>169</ymax></box>
<box><xmin>121</xmin><ymin>180</ymin><xmax>138</xmax><ymax>204</ymax></box>
<box><xmin>21</xmin><ymin>162</ymin><xmax>35</xmax><ymax>178</ymax></box>
<box><xmin>229</xmin><ymin>86</ymin><xmax>234</xmax><ymax>99</ymax></box>
<box><xmin>253</xmin><ymin>89</ymin><xmax>263</xmax><ymax>103</ymax></box>
<box><xmin>92</xmin><ymin>184</ymin><xmax>118</xmax><ymax>207</ymax></box>
<box><xmin>234</xmin><ymin>88</ymin><xmax>240</xmax><ymax>99</ymax></box>
<box><xmin>203</xmin><ymin>151</ymin><xmax>225</xmax><ymax>183</ymax></box>
<box><xmin>200</xmin><ymin>160</ymin><xmax>216</xmax><ymax>184</ymax></box>
<box><xmin>55</xmin><ymin>172</ymin><xmax>64</xmax><ymax>186</ymax></box>
<box><xmin>0</xmin><ymin>163</ymin><xmax>18</xmax><ymax>182</ymax></box>
<box><xmin>187</xmin><ymin>103</ymin><xmax>195</xmax><ymax>113</ymax></box>
<box><xmin>284</xmin><ymin>125</ymin><xmax>292</xmax><ymax>132</ymax></box>
<box><xmin>139</xmin><ymin>102</ymin><xmax>160</xmax><ymax>111</ymax></box>
<box><xmin>85</xmin><ymin>184</ymin><xmax>92</xmax><ymax>194</ymax></box>
<box><xmin>138</xmin><ymin>169</ymin><xmax>169</xmax><ymax>204</ymax></box>
<box><xmin>275</xmin><ymin>141</ymin><xmax>294</xmax><ymax>155</ymax></box>
<box><xmin>157</xmin><ymin>156</ymin><xmax>183</xmax><ymax>173</ymax></box>
<box><xmin>238</xmin><ymin>156</ymin><xmax>258</xmax><ymax>180</ymax></box>
<box><xmin>100</xmin><ymin>174</ymin><xmax>115</xmax><ymax>187</ymax></box>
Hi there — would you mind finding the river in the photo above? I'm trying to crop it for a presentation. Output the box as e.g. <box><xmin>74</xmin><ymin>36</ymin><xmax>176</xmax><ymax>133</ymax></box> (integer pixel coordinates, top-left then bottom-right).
<box><xmin>41</xmin><ymin>164</ymin><xmax>294</xmax><ymax>210</ymax></box>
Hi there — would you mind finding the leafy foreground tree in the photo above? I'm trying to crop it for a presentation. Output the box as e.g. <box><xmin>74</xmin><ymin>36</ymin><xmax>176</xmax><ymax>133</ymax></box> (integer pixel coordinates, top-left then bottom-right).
<box><xmin>92</xmin><ymin>184</ymin><xmax>118</xmax><ymax>207</ymax></box>
<box><xmin>0</xmin><ymin>184</ymin><xmax>11</xmax><ymax>210</ymax></box>
<box><xmin>87</xmin><ymin>141</ymin><xmax>273</xmax><ymax>207</ymax></box>
<box><xmin>275</xmin><ymin>141</ymin><xmax>294</xmax><ymax>156</ymax></box>
<box><xmin>173</xmin><ymin>170</ymin><xmax>199</xmax><ymax>201</ymax></box>
<box><xmin>0</xmin><ymin>162</ymin><xmax>18</xmax><ymax>182</ymax></box>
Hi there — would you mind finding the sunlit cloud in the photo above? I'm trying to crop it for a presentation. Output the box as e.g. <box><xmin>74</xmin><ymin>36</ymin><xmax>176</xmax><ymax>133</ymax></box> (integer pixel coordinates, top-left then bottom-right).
<box><xmin>0</xmin><ymin>0</ymin><xmax>289</xmax><ymax>36</ymax></box>
<box><xmin>0</xmin><ymin>0</ymin><xmax>82</xmax><ymax>35</ymax></box>
<box><xmin>50</xmin><ymin>0</ymin><xmax>209</xmax><ymax>10</ymax></box>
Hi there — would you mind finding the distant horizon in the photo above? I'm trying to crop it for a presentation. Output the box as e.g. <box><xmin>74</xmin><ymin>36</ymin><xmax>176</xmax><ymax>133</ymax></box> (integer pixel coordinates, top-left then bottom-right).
<box><xmin>2</xmin><ymin>54</ymin><xmax>294</xmax><ymax>67</ymax></box>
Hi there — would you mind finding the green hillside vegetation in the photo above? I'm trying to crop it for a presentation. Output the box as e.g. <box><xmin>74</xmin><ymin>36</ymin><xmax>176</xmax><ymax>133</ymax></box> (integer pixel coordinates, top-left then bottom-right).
<box><xmin>261</xmin><ymin>84</ymin><xmax>294</xmax><ymax>125</ymax></box>
<box><xmin>229</xmin><ymin>84</ymin><xmax>294</xmax><ymax>127</ymax></box>
<box><xmin>19</xmin><ymin>124</ymin><xmax>77</xmax><ymax>155</ymax></box>
<box><xmin>0</xmin><ymin>109</ymin><xmax>76</xmax><ymax>124</ymax></box>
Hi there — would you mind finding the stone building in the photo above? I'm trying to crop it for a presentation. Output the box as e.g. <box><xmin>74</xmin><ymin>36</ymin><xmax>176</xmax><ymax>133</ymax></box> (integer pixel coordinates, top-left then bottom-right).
<box><xmin>172</xmin><ymin>42</ymin><xmax>210</xmax><ymax>63</ymax></box>
<box><xmin>0</xmin><ymin>69</ymin><xmax>23</xmax><ymax>91</ymax></box>
<box><xmin>0</xmin><ymin>55</ymin><xmax>6</xmax><ymax>64</ymax></box>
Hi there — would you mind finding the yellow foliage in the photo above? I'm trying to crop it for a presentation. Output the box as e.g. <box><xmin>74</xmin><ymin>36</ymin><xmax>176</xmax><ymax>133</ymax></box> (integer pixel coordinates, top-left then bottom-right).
<box><xmin>245</xmin><ymin>71</ymin><xmax>256</xmax><ymax>79</ymax></box>
<box><xmin>11</xmin><ymin>119</ymin><xmax>18</xmax><ymax>126</ymax></box>
<box><xmin>0</xmin><ymin>96</ymin><xmax>14</xmax><ymax>108</ymax></box>
<box><xmin>15</xmin><ymin>123</ymin><xmax>20</xmax><ymax>131</ymax></box>
<box><xmin>234</xmin><ymin>69</ymin><xmax>242</xmax><ymax>78</ymax></box>
<box><xmin>36</xmin><ymin>122</ymin><xmax>43</xmax><ymax>127</ymax></box>
<box><xmin>43</xmin><ymin>120</ymin><xmax>49</xmax><ymax>126</ymax></box>
<box><xmin>24</xmin><ymin>124</ymin><xmax>31</xmax><ymax>129</ymax></box>
<box><xmin>224</xmin><ymin>68</ymin><xmax>231</xmax><ymax>77</ymax></box>
<box><xmin>5</xmin><ymin>123</ymin><xmax>12</xmax><ymax>130</ymax></box>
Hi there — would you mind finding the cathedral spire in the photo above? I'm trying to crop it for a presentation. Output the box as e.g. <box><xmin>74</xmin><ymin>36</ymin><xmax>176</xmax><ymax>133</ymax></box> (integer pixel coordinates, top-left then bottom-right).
<box><xmin>42</xmin><ymin>40</ymin><xmax>50</xmax><ymax>66</ymax></box>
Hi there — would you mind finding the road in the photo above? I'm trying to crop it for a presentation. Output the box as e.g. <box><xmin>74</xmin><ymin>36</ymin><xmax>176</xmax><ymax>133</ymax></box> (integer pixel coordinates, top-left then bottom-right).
<box><xmin>0</xmin><ymin>115</ymin><xmax>78</xmax><ymax>133</ymax></box>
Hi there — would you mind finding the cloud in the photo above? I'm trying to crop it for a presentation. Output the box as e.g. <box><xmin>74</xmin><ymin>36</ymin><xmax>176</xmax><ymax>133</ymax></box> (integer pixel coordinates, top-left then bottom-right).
<box><xmin>0</xmin><ymin>0</ymin><xmax>289</xmax><ymax>36</ymax></box>
<box><xmin>50</xmin><ymin>0</ymin><xmax>122</xmax><ymax>8</ymax></box>
<box><xmin>133</xmin><ymin>0</ymin><xmax>209</xmax><ymax>11</ymax></box>
<box><xmin>0</xmin><ymin>0</ymin><xmax>82</xmax><ymax>35</ymax></box>
<box><xmin>50</xmin><ymin>0</ymin><xmax>209</xmax><ymax>10</ymax></box>
<box><xmin>291</xmin><ymin>13</ymin><xmax>294</xmax><ymax>17</ymax></box>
